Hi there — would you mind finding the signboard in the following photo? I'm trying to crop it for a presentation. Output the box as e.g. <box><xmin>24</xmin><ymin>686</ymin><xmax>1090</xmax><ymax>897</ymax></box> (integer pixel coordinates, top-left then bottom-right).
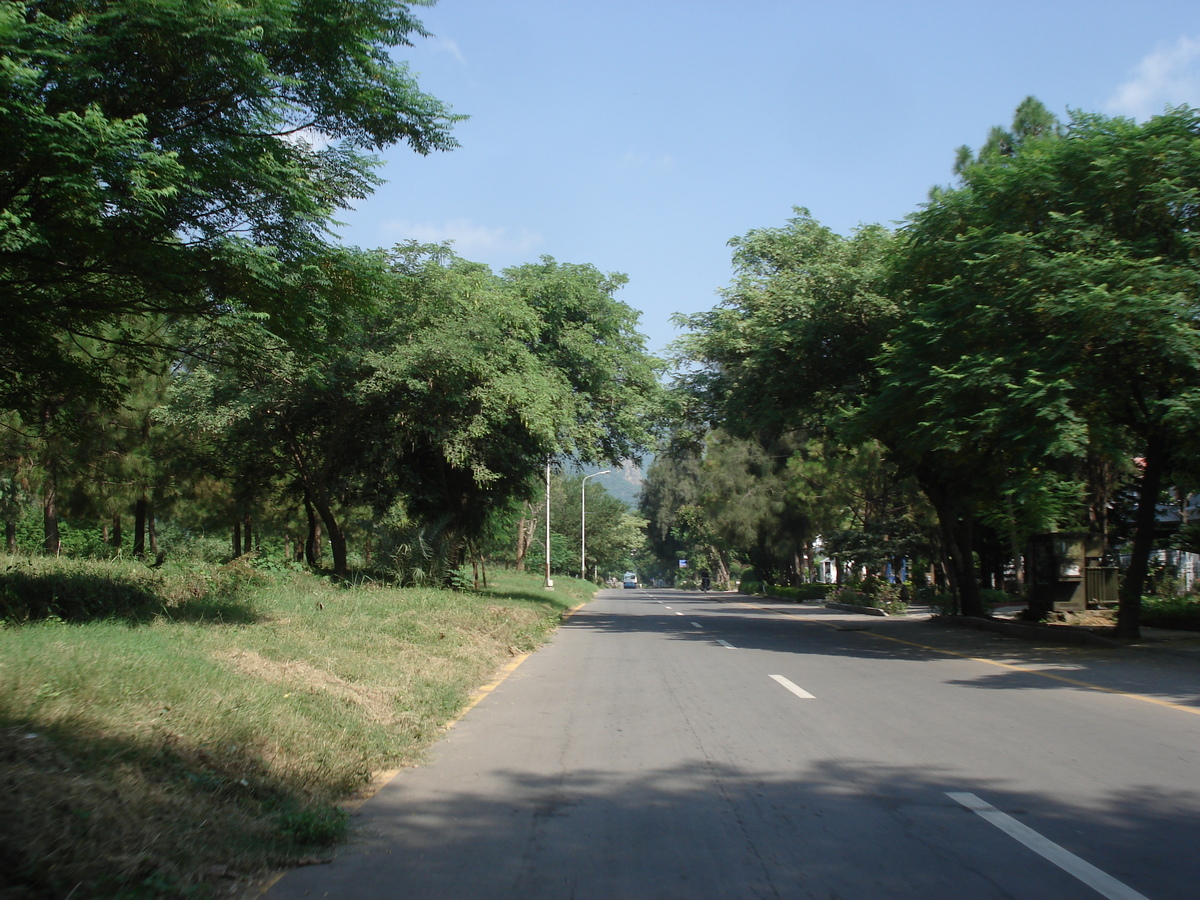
<box><xmin>679</xmin><ymin>559</ymin><xmax>688</xmax><ymax>568</ymax></box>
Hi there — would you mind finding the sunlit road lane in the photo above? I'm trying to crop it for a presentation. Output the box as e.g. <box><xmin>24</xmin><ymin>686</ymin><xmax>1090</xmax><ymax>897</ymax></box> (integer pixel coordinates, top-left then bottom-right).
<box><xmin>265</xmin><ymin>588</ymin><xmax>1200</xmax><ymax>900</ymax></box>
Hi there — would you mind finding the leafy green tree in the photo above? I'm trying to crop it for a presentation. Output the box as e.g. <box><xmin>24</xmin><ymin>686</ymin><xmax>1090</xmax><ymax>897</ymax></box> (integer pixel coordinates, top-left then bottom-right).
<box><xmin>640</xmin><ymin>431</ymin><xmax>810</xmax><ymax>588</ymax></box>
<box><xmin>674</xmin><ymin>209</ymin><xmax>899</xmax><ymax>438</ymax></box>
<box><xmin>1</xmin><ymin>0</ymin><xmax>460</xmax><ymax>412</ymax></box>
<box><xmin>171</xmin><ymin>245</ymin><xmax>661</xmax><ymax>580</ymax></box>
<box><xmin>502</xmin><ymin>258</ymin><xmax>664</xmax><ymax>463</ymax></box>
<box><xmin>882</xmin><ymin>105</ymin><xmax>1200</xmax><ymax>635</ymax></box>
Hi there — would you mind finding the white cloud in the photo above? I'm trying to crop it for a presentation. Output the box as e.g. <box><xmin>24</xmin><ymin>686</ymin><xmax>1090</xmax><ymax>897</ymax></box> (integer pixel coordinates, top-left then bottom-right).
<box><xmin>279</xmin><ymin>128</ymin><xmax>337</xmax><ymax>151</ymax></box>
<box><xmin>378</xmin><ymin>218</ymin><xmax>544</xmax><ymax>256</ymax></box>
<box><xmin>434</xmin><ymin>37</ymin><xmax>466</xmax><ymax>65</ymax></box>
<box><xmin>1106</xmin><ymin>35</ymin><xmax>1200</xmax><ymax>120</ymax></box>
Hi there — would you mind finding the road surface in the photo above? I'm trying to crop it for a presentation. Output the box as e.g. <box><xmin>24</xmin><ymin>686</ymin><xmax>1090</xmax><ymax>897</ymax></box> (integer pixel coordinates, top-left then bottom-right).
<box><xmin>264</xmin><ymin>587</ymin><xmax>1200</xmax><ymax>899</ymax></box>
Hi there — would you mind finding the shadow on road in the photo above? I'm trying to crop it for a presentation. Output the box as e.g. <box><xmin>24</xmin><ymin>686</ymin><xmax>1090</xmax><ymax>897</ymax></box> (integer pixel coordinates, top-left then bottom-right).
<box><xmin>564</xmin><ymin>592</ymin><xmax>1200</xmax><ymax>710</ymax></box>
<box><xmin>282</xmin><ymin>756</ymin><xmax>1196</xmax><ymax>899</ymax></box>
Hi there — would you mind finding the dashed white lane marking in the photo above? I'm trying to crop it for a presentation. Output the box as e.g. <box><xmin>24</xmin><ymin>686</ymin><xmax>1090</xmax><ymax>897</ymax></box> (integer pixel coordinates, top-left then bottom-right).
<box><xmin>947</xmin><ymin>793</ymin><xmax>1149</xmax><ymax>900</ymax></box>
<box><xmin>717</xmin><ymin>640</ymin><xmax>736</xmax><ymax>649</ymax></box>
<box><xmin>690</xmin><ymin>622</ymin><xmax>703</xmax><ymax>628</ymax></box>
<box><xmin>664</xmin><ymin>605</ymin><xmax>672</xmax><ymax>609</ymax></box>
<box><xmin>769</xmin><ymin>674</ymin><xmax>815</xmax><ymax>699</ymax></box>
<box><xmin>675</xmin><ymin>611</ymin><xmax>684</xmax><ymax>616</ymax></box>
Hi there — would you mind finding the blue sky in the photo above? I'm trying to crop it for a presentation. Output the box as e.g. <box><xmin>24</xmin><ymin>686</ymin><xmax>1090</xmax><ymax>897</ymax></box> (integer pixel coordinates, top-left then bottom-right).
<box><xmin>335</xmin><ymin>0</ymin><xmax>1200</xmax><ymax>356</ymax></box>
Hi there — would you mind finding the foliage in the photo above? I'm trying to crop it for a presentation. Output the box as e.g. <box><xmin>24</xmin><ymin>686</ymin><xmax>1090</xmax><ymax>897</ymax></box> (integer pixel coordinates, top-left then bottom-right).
<box><xmin>672</xmin><ymin>100</ymin><xmax>1200</xmax><ymax>637</ymax></box>
<box><xmin>760</xmin><ymin>582</ymin><xmax>833</xmax><ymax>601</ymax></box>
<box><xmin>673</xmin><ymin>209</ymin><xmax>899</xmax><ymax>438</ymax></box>
<box><xmin>878</xmin><ymin>104</ymin><xmax>1200</xmax><ymax>633</ymax></box>
<box><xmin>1</xmin><ymin>0</ymin><xmax>461</xmax><ymax>413</ymax></box>
<box><xmin>1140</xmin><ymin>594</ymin><xmax>1200</xmax><ymax>631</ymax></box>
<box><xmin>828</xmin><ymin>578</ymin><xmax>908</xmax><ymax>615</ymax></box>
<box><xmin>166</xmin><ymin>245</ymin><xmax>661</xmax><ymax>579</ymax></box>
<box><xmin>0</xmin><ymin>554</ymin><xmax>264</xmax><ymax>624</ymax></box>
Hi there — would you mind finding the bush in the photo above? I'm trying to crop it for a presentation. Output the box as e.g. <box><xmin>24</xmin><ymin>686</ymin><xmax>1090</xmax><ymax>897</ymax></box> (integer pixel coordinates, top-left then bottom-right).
<box><xmin>738</xmin><ymin>579</ymin><xmax>762</xmax><ymax>596</ymax></box>
<box><xmin>828</xmin><ymin>579</ymin><xmax>909</xmax><ymax>615</ymax></box>
<box><xmin>981</xmin><ymin>588</ymin><xmax>1020</xmax><ymax>607</ymax></box>
<box><xmin>1141</xmin><ymin>594</ymin><xmax>1200</xmax><ymax>631</ymax></box>
<box><xmin>0</xmin><ymin>555</ymin><xmax>263</xmax><ymax>624</ymax></box>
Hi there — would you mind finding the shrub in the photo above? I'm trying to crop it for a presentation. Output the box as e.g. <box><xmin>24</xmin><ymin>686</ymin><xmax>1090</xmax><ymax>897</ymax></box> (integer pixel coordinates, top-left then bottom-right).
<box><xmin>1141</xmin><ymin>594</ymin><xmax>1200</xmax><ymax>631</ymax></box>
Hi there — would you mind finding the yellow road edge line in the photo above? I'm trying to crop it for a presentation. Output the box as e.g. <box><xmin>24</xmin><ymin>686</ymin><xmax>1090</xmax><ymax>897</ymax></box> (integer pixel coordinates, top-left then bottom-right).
<box><xmin>867</xmin><ymin>630</ymin><xmax>1200</xmax><ymax>717</ymax></box>
<box><xmin>729</xmin><ymin>597</ymin><xmax>1200</xmax><ymax>718</ymax></box>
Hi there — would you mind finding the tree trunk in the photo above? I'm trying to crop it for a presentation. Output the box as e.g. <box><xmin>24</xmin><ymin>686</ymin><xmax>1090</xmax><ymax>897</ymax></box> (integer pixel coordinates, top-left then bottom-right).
<box><xmin>922</xmin><ymin>473</ymin><xmax>984</xmax><ymax>617</ymax></box>
<box><xmin>42</xmin><ymin>461</ymin><xmax>60</xmax><ymax>556</ymax></box>
<box><xmin>148</xmin><ymin>503</ymin><xmax>157</xmax><ymax>555</ymax></box>
<box><xmin>304</xmin><ymin>497</ymin><xmax>322</xmax><ymax>567</ymax></box>
<box><xmin>1116</xmin><ymin>433</ymin><xmax>1167</xmax><ymax>639</ymax></box>
<box><xmin>314</xmin><ymin>500</ymin><xmax>348</xmax><ymax>578</ymax></box>
<box><xmin>243</xmin><ymin>511</ymin><xmax>252</xmax><ymax>555</ymax></box>
<box><xmin>232</xmin><ymin>517</ymin><xmax>242</xmax><ymax>560</ymax></box>
<box><xmin>1086</xmin><ymin>446</ymin><xmax>1114</xmax><ymax>549</ymax></box>
<box><xmin>111</xmin><ymin>513</ymin><xmax>122</xmax><ymax>549</ymax></box>
<box><xmin>514</xmin><ymin>503</ymin><xmax>536</xmax><ymax>572</ymax></box>
<box><xmin>133</xmin><ymin>494</ymin><xmax>147</xmax><ymax>557</ymax></box>
<box><xmin>5</xmin><ymin>521</ymin><xmax>15</xmax><ymax>553</ymax></box>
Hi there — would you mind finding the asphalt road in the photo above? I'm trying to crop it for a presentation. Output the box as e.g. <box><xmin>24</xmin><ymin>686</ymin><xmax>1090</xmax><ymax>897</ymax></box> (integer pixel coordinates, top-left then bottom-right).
<box><xmin>263</xmin><ymin>587</ymin><xmax>1200</xmax><ymax>899</ymax></box>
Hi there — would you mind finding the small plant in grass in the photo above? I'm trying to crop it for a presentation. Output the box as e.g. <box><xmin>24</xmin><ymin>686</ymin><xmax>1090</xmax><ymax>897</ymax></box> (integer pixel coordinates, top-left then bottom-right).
<box><xmin>274</xmin><ymin>801</ymin><xmax>349</xmax><ymax>845</ymax></box>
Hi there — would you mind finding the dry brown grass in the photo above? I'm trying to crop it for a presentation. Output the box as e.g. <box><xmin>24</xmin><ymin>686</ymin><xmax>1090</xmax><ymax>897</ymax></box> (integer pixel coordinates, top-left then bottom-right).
<box><xmin>0</xmin><ymin>559</ymin><xmax>591</xmax><ymax>899</ymax></box>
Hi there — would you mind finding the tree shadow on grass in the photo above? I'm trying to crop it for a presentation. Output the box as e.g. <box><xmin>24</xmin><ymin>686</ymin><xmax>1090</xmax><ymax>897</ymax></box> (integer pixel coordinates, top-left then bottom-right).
<box><xmin>0</xmin><ymin>720</ymin><xmax>342</xmax><ymax>899</ymax></box>
<box><xmin>0</xmin><ymin>569</ymin><xmax>261</xmax><ymax>626</ymax></box>
<box><xmin>480</xmin><ymin>584</ymin><xmax>581</xmax><ymax>612</ymax></box>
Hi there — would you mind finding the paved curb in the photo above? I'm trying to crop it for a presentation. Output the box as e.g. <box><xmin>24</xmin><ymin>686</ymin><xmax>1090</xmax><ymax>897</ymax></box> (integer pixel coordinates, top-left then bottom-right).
<box><xmin>824</xmin><ymin>601</ymin><xmax>889</xmax><ymax>617</ymax></box>
<box><xmin>932</xmin><ymin>614</ymin><xmax>1126</xmax><ymax>648</ymax></box>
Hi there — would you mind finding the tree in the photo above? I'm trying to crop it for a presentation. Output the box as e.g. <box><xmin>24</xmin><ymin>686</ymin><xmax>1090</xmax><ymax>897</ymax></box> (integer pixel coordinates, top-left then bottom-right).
<box><xmin>674</xmin><ymin>209</ymin><xmax>899</xmax><ymax>439</ymax></box>
<box><xmin>502</xmin><ymin>258</ymin><xmax>664</xmax><ymax>463</ymax></box>
<box><xmin>170</xmin><ymin>245</ymin><xmax>662</xmax><ymax>580</ymax></box>
<box><xmin>668</xmin><ymin>214</ymin><xmax>906</xmax><ymax>589</ymax></box>
<box><xmin>1</xmin><ymin>0</ymin><xmax>460</xmax><ymax>412</ymax></box>
<box><xmin>883</xmin><ymin>105</ymin><xmax>1200</xmax><ymax>635</ymax></box>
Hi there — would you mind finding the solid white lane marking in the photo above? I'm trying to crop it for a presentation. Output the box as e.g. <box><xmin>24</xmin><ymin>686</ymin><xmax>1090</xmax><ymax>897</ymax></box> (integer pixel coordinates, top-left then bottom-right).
<box><xmin>690</xmin><ymin>621</ymin><xmax>703</xmax><ymax>628</ymax></box>
<box><xmin>717</xmin><ymin>639</ymin><xmax>736</xmax><ymax>649</ymax></box>
<box><xmin>769</xmin><ymin>674</ymin><xmax>815</xmax><ymax>699</ymax></box>
<box><xmin>947</xmin><ymin>793</ymin><xmax>1148</xmax><ymax>900</ymax></box>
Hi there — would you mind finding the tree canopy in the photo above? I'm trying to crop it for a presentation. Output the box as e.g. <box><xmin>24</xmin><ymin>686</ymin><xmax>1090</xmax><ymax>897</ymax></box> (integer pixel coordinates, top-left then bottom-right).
<box><xmin>669</xmin><ymin>101</ymin><xmax>1200</xmax><ymax>635</ymax></box>
<box><xmin>1</xmin><ymin>0</ymin><xmax>460</xmax><ymax>412</ymax></box>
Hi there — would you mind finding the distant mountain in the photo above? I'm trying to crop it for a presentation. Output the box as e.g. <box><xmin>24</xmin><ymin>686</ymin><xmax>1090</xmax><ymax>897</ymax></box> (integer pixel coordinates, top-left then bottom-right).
<box><xmin>575</xmin><ymin>457</ymin><xmax>650</xmax><ymax>509</ymax></box>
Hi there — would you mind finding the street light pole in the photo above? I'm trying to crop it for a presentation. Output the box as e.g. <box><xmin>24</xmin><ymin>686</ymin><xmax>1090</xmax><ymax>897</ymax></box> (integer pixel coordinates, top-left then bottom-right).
<box><xmin>544</xmin><ymin>459</ymin><xmax>553</xmax><ymax>590</ymax></box>
<box><xmin>581</xmin><ymin>470</ymin><xmax>610</xmax><ymax>581</ymax></box>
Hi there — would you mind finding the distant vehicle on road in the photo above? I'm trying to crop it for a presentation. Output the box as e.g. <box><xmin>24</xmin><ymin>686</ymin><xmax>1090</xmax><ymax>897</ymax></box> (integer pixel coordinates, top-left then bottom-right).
<box><xmin>623</xmin><ymin>572</ymin><xmax>639</xmax><ymax>589</ymax></box>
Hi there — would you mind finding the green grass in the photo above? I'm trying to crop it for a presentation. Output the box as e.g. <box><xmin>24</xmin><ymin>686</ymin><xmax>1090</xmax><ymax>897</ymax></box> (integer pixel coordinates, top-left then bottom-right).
<box><xmin>0</xmin><ymin>555</ymin><xmax>595</xmax><ymax>898</ymax></box>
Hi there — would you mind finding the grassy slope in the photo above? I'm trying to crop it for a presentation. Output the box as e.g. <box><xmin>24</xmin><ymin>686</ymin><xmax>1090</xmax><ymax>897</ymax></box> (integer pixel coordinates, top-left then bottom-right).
<box><xmin>0</xmin><ymin>557</ymin><xmax>594</xmax><ymax>899</ymax></box>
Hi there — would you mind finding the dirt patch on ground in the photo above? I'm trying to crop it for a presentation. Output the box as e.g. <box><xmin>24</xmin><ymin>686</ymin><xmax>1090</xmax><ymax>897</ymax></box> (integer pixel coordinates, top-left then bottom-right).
<box><xmin>215</xmin><ymin>649</ymin><xmax>397</xmax><ymax>724</ymax></box>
